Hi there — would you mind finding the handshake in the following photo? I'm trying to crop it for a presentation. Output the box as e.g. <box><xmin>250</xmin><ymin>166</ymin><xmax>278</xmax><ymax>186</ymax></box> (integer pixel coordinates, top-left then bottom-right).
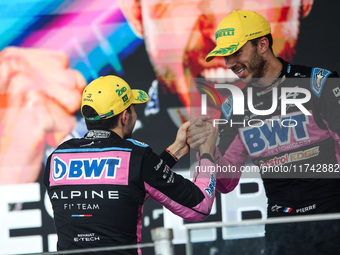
<box><xmin>167</xmin><ymin>116</ymin><xmax>218</xmax><ymax>161</ymax></box>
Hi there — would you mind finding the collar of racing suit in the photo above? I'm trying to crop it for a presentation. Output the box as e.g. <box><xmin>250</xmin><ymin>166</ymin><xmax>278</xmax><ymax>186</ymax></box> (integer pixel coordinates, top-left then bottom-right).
<box><xmin>84</xmin><ymin>129</ymin><xmax>121</xmax><ymax>140</ymax></box>
<box><xmin>253</xmin><ymin>58</ymin><xmax>291</xmax><ymax>97</ymax></box>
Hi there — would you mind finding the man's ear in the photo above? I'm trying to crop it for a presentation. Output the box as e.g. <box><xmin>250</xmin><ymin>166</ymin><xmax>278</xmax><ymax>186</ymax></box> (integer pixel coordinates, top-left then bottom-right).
<box><xmin>301</xmin><ymin>0</ymin><xmax>314</xmax><ymax>18</ymax></box>
<box><xmin>258</xmin><ymin>37</ymin><xmax>269</xmax><ymax>54</ymax></box>
<box><xmin>120</xmin><ymin>109</ymin><xmax>129</xmax><ymax>126</ymax></box>
<box><xmin>117</xmin><ymin>0</ymin><xmax>144</xmax><ymax>38</ymax></box>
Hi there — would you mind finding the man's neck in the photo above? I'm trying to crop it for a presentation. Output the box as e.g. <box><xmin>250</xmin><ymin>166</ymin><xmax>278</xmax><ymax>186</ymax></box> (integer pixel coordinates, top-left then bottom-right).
<box><xmin>112</xmin><ymin>127</ymin><xmax>124</xmax><ymax>139</ymax></box>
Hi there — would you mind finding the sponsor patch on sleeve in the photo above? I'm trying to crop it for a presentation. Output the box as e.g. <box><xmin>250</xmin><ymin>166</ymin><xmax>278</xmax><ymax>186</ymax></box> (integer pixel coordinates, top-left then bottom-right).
<box><xmin>204</xmin><ymin>174</ymin><xmax>216</xmax><ymax>198</ymax></box>
<box><xmin>221</xmin><ymin>95</ymin><xmax>233</xmax><ymax>120</ymax></box>
<box><xmin>126</xmin><ymin>139</ymin><xmax>149</xmax><ymax>147</ymax></box>
<box><xmin>310</xmin><ymin>68</ymin><xmax>332</xmax><ymax>98</ymax></box>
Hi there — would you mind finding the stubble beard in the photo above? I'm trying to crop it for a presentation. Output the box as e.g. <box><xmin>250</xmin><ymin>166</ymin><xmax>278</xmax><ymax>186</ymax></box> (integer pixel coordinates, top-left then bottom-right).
<box><xmin>123</xmin><ymin>115</ymin><xmax>134</xmax><ymax>139</ymax></box>
<box><xmin>249</xmin><ymin>50</ymin><xmax>268</xmax><ymax>79</ymax></box>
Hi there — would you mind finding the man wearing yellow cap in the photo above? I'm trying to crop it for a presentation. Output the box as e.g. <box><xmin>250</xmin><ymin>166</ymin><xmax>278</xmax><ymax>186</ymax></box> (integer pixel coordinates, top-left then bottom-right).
<box><xmin>44</xmin><ymin>75</ymin><xmax>217</xmax><ymax>254</ymax></box>
<box><xmin>191</xmin><ymin>10</ymin><xmax>340</xmax><ymax>255</ymax></box>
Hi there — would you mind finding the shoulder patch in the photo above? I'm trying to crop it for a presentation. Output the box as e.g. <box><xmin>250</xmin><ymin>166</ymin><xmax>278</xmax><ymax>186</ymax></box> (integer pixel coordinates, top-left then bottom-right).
<box><xmin>221</xmin><ymin>95</ymin><xmax>233</xmax><ymax>120</ymax></box>
<box><xmin>126</xmin><ymin>139</ymin><xmax>149</xmax><ymax>147</ymax></box>
<box><xmin>311</xmin><ymin>68</ymin><xmax>332</xmax><ymax>98</ymax></box>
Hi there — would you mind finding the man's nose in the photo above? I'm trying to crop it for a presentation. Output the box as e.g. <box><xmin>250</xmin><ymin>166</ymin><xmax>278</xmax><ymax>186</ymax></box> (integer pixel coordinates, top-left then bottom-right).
<box><xmin>224</xmin><ymin>55</ymin><xmax>236</xmax><ymax>69</ymax></box>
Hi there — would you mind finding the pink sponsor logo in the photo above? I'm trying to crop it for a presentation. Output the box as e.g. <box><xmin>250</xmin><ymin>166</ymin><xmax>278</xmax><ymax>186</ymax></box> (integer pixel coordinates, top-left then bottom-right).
<box><xmin>50</xmin><ymin>151</ymin><xmax>130</xmax><ymax>186</ymax></box>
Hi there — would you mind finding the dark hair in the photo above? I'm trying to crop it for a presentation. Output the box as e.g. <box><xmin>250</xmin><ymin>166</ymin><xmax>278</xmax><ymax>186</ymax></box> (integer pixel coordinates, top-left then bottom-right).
<box><xmin>82</xmin><ymin>105</ymin><xmax>131</xmax><ymax>130</ymax></box>
<box><xmin>250</xmin><ymin>33</ymin><xmax>273</xmax><ymax>52</ymax></box>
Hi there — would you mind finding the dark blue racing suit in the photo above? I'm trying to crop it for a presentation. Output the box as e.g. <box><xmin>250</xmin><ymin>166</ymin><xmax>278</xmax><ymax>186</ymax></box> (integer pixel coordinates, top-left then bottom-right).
<box><xmin>204</xmin><ymin>58</ymin><xmax>340</xmax><ymax>254</ymax></box>
<box><xmin>44</xmin><ymin>130</ymin><xmax>216</xmax><ymax>255</ymax></box>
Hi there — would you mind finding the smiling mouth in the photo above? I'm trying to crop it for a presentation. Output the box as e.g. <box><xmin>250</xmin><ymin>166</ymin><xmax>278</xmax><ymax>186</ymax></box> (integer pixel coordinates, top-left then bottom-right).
<box><xmin>232</xmin><ymin>67</ymin><xmax>247</xmax><ymax>78</ymax></box>
<box><xmin>234</xmin><ymin>68</ymin><xmax>244</xmax><ymax>74</ymax></box>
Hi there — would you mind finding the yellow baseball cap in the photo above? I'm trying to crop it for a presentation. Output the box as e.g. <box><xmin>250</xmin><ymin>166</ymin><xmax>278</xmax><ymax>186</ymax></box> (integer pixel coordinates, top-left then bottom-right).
<box><xmin>81</xmin><ymin>75</ymin><xmax>149</xmax><ymax>120</ymax></box>
<box><xmin>205</xmin><ymin>10</ymin><xmax>271</xmax><ymax>62</ymax></box>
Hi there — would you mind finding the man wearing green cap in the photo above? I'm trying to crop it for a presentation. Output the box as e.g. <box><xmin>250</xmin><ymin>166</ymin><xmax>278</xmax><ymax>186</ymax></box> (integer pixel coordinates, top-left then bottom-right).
<box><xmin>44</xmin><ymin>75</ymin><xmax>217</xmax><ymax>254</ymax></box>
<box><xmin>191</xmin><ymin>10</ymin><xmax>340</xmax><ymax>255</ymax></box>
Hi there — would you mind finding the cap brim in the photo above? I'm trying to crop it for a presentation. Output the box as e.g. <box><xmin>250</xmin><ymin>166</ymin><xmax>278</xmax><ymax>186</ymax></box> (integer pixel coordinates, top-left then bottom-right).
<box><xmin>132</xmin><ymin>89</ymin><xmax>149</xmax><ymax>104</ymax></box>
<box><xmin>205</xmin><ymin>40</ymin><xmax>247</xmax><ymax>62</ymax></box>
